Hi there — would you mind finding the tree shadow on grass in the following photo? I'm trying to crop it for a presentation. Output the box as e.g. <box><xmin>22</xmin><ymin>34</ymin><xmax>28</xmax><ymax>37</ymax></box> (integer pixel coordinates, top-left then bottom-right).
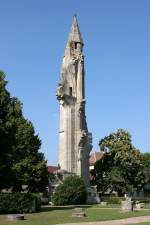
<box><xmin>41</xmin><ymin>205</ymin><xmax>92</xmax><ymax>212</ymax></box>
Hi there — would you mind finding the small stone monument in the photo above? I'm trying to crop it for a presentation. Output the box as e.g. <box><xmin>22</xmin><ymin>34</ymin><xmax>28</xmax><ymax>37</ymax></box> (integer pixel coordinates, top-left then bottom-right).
<box><xmin>134</xmin><ymin>201</ymin><xmax>144</xmax><ymax>210</ymax></box>
<box><xmin>121</xmin><ymin>196</ymin><xmax>133</xmax><ymax>212</ymax></box>
<box><xmin>100</xmin><ymin>201</ymin><xmax>107</xmax><ymax>206</ymax></box>
<box><xmin>7</xmin><ymin>214</ymin><xmax>24</xmax><ymax>220</ymax></box>
<box><xmin>72</xmin><ymin>208</ymin><xmax>86</xmax><ymax>217</ymax></box>
<box><xmin>86</xmin><ymin>186</ymin><xmax>100</xmax><ymax>204</ymax></box>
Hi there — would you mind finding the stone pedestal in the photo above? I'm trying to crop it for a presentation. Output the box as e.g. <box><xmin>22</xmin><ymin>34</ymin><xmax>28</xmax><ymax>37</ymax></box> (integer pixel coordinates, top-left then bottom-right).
<box><xmin>7</xmin><ymin>214</ymin><xmax>24</xmax><ymax>220</ymax></box>
<box><xmin>100</xmin><ymin>201</ymin><xmax>107</xmax><ymax>206</ymax></box>
<box><xmin>72</xmin><ymin>208</ymin><xmax>86</xmax><ymax>217</ymax></box>
<box><xmin>121</xmin><ymin>200</ymin><xmax>133</xmax><ymax>212</ymax></box>
<box><xmin>134</xmin><ymin>201</ymin><xmax>144</xmax><ymax>210</ymax></box>
<box><xmin>86</xmin><ymin>186</ymin><xmax>100</xmax><ymax>204</ymax></box>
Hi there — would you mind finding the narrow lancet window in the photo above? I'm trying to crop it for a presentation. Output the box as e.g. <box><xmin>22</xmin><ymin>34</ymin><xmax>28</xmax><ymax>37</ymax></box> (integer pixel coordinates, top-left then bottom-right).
<box><xmin>74</xmin><ymin>42</ymin><xmax>78</xmax><ymax>49</ymax></box>
<box><xmin>69</xmin><ymin>87</ymin><xmax>72</xmax><ymax>96</ymax></box>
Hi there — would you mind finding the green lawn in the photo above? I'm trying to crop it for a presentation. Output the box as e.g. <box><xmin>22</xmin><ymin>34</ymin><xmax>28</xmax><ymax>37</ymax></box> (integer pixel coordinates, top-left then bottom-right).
<box><xmin>1</xmin><ymin>206</ymin><xmax>150</xmax><ymax>225</ymax></box>
<box><xmin>91</xmin><ymin>203</ymin><xmax>120</xmax><ymax>208</ymax></box>
<box><xmin>144</xmin><ymin>204</ymin><xmax>150</xmax><ymax>209</ymax></box>
<box><xmin>91</xmin><ymin>203</ymin><xmax>150</xmax><ymax>209</ymax></box>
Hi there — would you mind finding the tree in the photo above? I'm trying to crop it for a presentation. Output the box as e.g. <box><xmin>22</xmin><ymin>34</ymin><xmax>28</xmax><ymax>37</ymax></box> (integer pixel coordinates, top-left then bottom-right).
<box><xmin>52</xmin><ymin>175</ymin><xmax>87</xmax><ymax>205</ymax></box>
<box><xmin>0</xmin><ymin>71</ymin><xmax>49</xmax><ymax>192</ymax></box>
<box><xmin>91</xmin><ymin>129</ymin><xmax>146</xmax><ymax>196</ymax></box>
<box><xmin>140</xmin><ymin>153</ymin><xmax>150</xmax><ymax>172</ymax></box>
<box><xmin>0</xmin><ymin>71</ymin><xmax>15</xmax><ymax>189</ymax></box>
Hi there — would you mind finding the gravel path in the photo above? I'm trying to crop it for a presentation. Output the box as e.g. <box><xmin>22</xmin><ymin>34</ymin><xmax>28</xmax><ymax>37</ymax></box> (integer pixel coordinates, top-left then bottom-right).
<box><xmin>57</xmin><ymin>215</ymin><xmax>150</xmax><ymax>225</ymax></box>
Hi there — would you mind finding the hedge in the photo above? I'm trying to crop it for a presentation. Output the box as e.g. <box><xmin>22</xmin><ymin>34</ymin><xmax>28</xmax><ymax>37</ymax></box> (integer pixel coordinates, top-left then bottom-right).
<box><xmin>101</xmin><ymin>196</ymin><xmax>125</xmax><ymax>204</ymax></box>
<box><xmin>0</xmin><ymin>193</ymin><xmax>41</xmax><ymax>214</ymax></box>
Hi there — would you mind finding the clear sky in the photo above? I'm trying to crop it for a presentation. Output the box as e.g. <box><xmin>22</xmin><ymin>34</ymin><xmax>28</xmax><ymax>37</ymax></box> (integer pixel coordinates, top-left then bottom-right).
<box><xmin>0</xmin><ymin>0</ymin><xmax>150</xmax><ymax>165</ymax></box>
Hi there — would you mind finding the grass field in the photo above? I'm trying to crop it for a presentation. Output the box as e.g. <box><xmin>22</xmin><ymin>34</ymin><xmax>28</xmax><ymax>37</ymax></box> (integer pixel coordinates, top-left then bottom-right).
<box><xmin>1</xmin><ymin>206</ymin><xmax>150</xmax><ymax>225</ymax></box>
<box><xmin>91</xmin><ymin>203</ymin><xmax>150</xmax><ymax>209</ymax></box>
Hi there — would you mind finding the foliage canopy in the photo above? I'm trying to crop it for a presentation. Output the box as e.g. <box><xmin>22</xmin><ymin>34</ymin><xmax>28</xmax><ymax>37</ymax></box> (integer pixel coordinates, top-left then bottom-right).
<box><xmin>52</xmin><ymin>175</ymin><xmax>87</xmax><ymax>205</ymax></box>
<box><xmin>91</xmin><ymin>129</ymin><xmax>146</xmax><ymax>196</ymax></box>
<box><xmin>0</xmin><ymin>71</ymin><xmax>49</xmax><ymax>192</ymax></box>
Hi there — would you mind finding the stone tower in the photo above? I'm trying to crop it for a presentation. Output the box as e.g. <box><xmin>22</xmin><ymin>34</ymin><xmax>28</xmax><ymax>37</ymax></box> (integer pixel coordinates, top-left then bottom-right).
<box><xmin>56</xmin><ymin>16</ymin><xmax>92</xmax><ymax>184</ymax></box>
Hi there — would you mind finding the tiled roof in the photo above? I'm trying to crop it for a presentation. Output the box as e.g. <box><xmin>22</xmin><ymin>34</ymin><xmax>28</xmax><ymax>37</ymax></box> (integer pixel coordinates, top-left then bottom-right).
<box><xmin>47</xmin><ymin>166</ymin><xmax>58</xmax><ymax>173</ymax></box>
<box><xmin>48</xmin><ymin>151</ymin><xmax>104</xmax><ymax>173</ymax></box>
<box><xmin>89</xmin><ymin>151</ymin><xmax>104</xmax><ymax>166</ymax></box>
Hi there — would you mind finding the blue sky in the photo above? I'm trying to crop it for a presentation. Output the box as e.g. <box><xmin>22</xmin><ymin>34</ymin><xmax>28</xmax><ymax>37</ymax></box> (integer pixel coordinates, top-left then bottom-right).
<box><xmin>0</xmin><ymin>0</ymin><xmax>150</xmax><ymax>165</ymax></box>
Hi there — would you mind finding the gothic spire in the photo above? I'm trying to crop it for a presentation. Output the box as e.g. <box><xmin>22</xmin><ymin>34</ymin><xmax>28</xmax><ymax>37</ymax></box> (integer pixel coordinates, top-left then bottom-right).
<box><xmin>67</xmin><ymin>15</ymin><xmax>83</xmax><ymax>44</ymax></box>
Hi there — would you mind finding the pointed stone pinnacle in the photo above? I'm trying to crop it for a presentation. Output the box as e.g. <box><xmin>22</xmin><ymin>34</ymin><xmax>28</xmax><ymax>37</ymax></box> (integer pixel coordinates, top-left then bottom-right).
<box><xmin>67</xmin><ymin>15</ymin><xmax>83</xmax><ymax>44</ymax></box>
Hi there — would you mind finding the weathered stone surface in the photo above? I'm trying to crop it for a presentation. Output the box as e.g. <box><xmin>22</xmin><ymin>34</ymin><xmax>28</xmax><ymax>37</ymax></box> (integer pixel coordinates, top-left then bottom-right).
<box><xmin>121</xmin><ymin>200</ymin><xmax>133</xmax><ymax>212</ymax></box>
<box><xmin>86</xmin><ymin>186</ymin><xmax>100</xmax><ymax>204</ymax></box>
<box><xmin>7</xmin><ymin>214</ymin><xmax>24</xmax><ymax>220</ymax></box>
<box><xmin>100</xmin><ymin>201</ymin><xmax>107</xmax><ymax>206</ymax></box>
<box><xmin>134</xmin><ymin>201</ymin><xmax>144</xmax><ymax>209</ymax></box>
<box><xmin>56</xmin><ymin>16</ymin><xmax>92</xmax><ymax>184</ymax></box>
<box><xmin>72</xmin><ymin>208</ymin><xmax>86</xmax><ymax>217</ymax></box>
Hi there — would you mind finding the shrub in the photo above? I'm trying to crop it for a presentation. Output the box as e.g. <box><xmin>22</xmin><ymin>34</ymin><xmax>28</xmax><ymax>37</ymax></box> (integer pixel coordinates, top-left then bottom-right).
<box><xmin>0</xmin><ymin>193</ymin><xmax>41</xmax><ymax>214</ymax></box>
<box><xmin>101</xmin><ymin>196</ymin><xmax>125</xmax><ymax>204</ymax></box>
<box><xmin>52</xmin><ymin>175</ymin><xmax>87</xmax><ymax>206</ymax></box>
<box><xmin>40</xmin><ymin>193</ymin><xmax>49</xmax><ymax>205</ymax></box>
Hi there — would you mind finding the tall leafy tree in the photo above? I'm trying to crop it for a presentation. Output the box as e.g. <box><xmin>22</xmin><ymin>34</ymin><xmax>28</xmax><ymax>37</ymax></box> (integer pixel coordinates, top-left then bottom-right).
<box><xmin>0</xmin><ymin>71</ymin><xmax>49</xmax><ymax>192</ymax></box>
<box><xmin>140</xmin><ymin>152</ymin><xmax>150</xmax><ymax>172</ymax></box>
<box><xmin>91</xmin><ymin>129</ymin><xmax>146</xmax><ymax>196</ymax></box>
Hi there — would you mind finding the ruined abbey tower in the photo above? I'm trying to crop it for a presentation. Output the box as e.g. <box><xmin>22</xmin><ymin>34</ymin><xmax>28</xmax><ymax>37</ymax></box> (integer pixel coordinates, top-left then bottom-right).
<box><xmin>56</xmin><ymin>16</ymin><xmax>92</xmax><ymax>183</ymax></box>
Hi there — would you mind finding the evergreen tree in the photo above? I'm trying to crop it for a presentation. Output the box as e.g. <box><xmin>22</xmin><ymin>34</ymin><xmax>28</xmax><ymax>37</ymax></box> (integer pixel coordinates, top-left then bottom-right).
<box><xmin>0</xmin><ymin>71</ymin><xmax>48</xmax><ymax>192</ymax></box>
